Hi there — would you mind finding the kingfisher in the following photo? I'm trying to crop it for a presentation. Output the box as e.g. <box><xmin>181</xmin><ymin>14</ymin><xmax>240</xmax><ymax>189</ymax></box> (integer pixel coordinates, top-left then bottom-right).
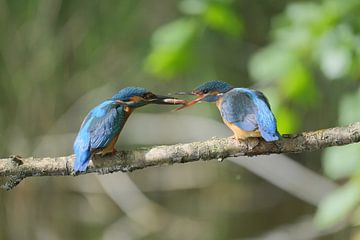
<box><xmin>176</xmin><ymin>80</ymin><xmax>281</xmax><ymax>141</ymax></box>
<box><xmin>73</xmin><ymin>87</ymin><xmax>185</xmax><ymax>173</ymax></box>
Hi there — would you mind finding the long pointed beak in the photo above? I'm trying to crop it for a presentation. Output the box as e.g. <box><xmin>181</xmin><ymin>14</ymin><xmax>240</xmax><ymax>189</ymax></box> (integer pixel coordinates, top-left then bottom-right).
<box><xmin>150</xmin><ymin>95</ymin><xmax>187</xmax><ymax>105</ymax></box>
<box><xmin>175</xmin><ymin>94</ymin><xmax>205</xmax><ymax>110</ymax></box>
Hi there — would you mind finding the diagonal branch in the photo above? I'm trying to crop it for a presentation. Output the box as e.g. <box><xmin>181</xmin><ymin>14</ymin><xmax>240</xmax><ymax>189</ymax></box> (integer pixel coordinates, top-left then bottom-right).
<box><xmin>1</xmin><ymin>122</ymin><xmax>360</xmax><ymax>190</ymax></box>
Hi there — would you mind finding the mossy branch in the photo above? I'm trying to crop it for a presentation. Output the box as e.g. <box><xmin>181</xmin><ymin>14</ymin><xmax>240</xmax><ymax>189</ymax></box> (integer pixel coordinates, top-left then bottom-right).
<box><xmin>1</xmin><ymin>122</ymin><xmax>360</xmax><ymax>190</ymax></box>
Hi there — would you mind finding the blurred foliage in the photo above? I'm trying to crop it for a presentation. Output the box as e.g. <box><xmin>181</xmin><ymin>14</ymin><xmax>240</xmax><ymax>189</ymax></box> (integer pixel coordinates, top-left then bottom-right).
<box><xmin>249</xmin><ymin>0</ymin><xmax>360</xmax><ymax>133</ymax></box>
<box><xmin>145</xmin><ymin>18</ymin><xmax>199</xmax><ymax>78</ymax></box>
<box><xmin>265</xmin><ymin>0</ymin><xmax>360</xmax><ymax>230</ymax></box>
<box><xmin>144</xmin><ymin>0</ymin><xmax>360</xmax><ymax>232</ymax></box>
<box><xmin>144</xmin><ymin>0</ymin><xmax>243</xmax><ymax>78</ymax></box>
<box><xmin>257</xmin><ymin>0</ymin><xmax>360</xmax><ymax>230</ymax></box>
<box><xmin>1</xmin><ymin>0</ymin><xmax>360</xmax><ymax>239</ymax></box>
<box><xmin>315</xmin><ymin>177</ymin><xmax>360</xmax><ymax>228</ymax></box>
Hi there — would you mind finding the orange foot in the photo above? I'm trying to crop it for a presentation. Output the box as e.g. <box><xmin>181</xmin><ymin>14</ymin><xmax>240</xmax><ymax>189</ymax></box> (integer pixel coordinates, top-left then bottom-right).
<box><xmin>100</xmin><ymin>148</ymin><xmax>117</xmax><ymax>157</ymax></box>
<box><xmin>229</xmin><ymin>135</ymin><xmax>247</xmax><ymax>141</ymax></box>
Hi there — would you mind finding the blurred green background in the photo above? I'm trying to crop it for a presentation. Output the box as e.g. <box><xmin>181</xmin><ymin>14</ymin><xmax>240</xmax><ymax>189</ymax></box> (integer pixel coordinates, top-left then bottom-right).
<box><xmin>1</xmin><ymin>0</ymin><xmax>360</xmax><ymax>239</ymax></box>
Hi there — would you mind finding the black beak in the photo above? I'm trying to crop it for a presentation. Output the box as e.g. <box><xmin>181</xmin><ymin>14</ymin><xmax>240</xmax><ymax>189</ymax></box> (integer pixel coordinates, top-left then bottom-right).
<box><xmin>150</xmin><ymin>95</ymin><xmax>187</xmax><ymax>105</ymax></box>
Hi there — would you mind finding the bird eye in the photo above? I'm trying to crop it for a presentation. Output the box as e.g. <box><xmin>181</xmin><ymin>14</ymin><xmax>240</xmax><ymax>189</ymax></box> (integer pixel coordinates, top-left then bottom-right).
<box><xmin>203</xmin><ymin>90</ymin><xmax>209</xmax><ymax>94</ymax></box>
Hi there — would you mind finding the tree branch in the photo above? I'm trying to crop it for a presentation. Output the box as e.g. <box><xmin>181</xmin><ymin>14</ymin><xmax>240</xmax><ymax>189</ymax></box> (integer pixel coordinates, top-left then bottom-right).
<box><xmin>1</xmin><ymin>122</ymin><xmax>360</xmax><ymax>190</ymax></box>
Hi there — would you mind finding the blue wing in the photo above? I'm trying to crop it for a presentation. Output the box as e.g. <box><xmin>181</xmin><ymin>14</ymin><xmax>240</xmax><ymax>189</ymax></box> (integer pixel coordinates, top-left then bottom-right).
<box><xmin>89</xmin><ymin>104</ymin><xmax>128</xmax><ymax>149</ymax></box>
<box><xmin>220</xmin><ymin>89</ymin><xmax>258</xmax><ymax>131</ymax></box>
<box><xmin>220</xmin><ymin>88</ymin><xmax>280</xmax><ymax>141</ymax></box>
<box><xmin>73</xmin><ymin>101</ymin><xmax>128</xmax><ymax>172</ymax></box>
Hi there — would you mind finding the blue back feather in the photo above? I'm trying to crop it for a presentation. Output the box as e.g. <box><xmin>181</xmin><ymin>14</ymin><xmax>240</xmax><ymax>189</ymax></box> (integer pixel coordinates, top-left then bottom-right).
<box><xmin>73</xmin><ymin>87</ymin><xmax>153</xmax><ymax>173</ymax></box>
<box><xmin>220</xmin><ymin>88</ymin><xmax>280</xmax><ymax>141</ymax></box>
<box><xmin>73</xmin><ymin>100</ymin><xmax>127</xmax><ymax>172</ymax></box>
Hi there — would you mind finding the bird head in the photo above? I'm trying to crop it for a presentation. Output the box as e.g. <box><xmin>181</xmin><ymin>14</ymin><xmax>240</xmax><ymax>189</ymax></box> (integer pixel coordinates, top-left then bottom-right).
<box><xmin>111</xmin><ymin>87</ymin><xmax>185</xmax><ymax>108</ymax></box>
<box><xmin>175</xmin><ymin>80</ymin><xmax>233</xmax><ymax>110</ymax></box>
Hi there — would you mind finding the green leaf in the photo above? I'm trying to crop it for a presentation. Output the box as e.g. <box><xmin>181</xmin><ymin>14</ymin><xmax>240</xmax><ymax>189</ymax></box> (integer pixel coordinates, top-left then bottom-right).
<box><xmin>323</xmin><ymin>144</ymin><xmax>360</xmax><ymax>180</ymax></box>
<box><xmin>280</xmin><ymin>62</ymin><xmax>318</xmax><ymax>105</ymax></box>
<box><xmin>274</xmin><ymin>26</ymin><xmax>312</xmax><ymax>53</ymax></box>
<box><xmin>320</xmin><ymin>47</ymin><xmax>351</xmax><ymax>80</ymax></box>
<box><xmin>315</xmin><ymin>181</ymin><xmax>360</xmax><ymax>229</ymax></box>
<box><xmin>202</xmin><ymin>3</ymin><xmax>243</xmax><ymax>36</ymax></box>
<box><xmin>144</xmin><ymin>19</ymin><xmax>198</xmax><ymax>78</ymax></box>
<box><xmin>284</xmin><ymin>2</ymin><xmax>337</xmax><ymax>35</ymax></box>
<box><xmin>314</xmin><ymin>25</ymin><xmax>356</xmax><ymax>80</ymax></box>
<box><xmin>179</xmin><ymin>0</ymin><xmax>207</xmax><ymax>15</ymax></box>
<box><xmin>275</xmin><ymin>106</ymin><xmax>300</xmax><ymax>134</ymax></box>
<box><xmin>150</xmin><ymin>18</ymin><xmax>198</xmax><ymax>48</ymax></box>
<box><xmin>249</xmin><ymin>45</ymin><xmax>296</xmax><ymax>83</ymax></box>
<box><xmin>285</xmin><ymin>2</ymin><xmax>322</xmax><ymax>25</ymax></box>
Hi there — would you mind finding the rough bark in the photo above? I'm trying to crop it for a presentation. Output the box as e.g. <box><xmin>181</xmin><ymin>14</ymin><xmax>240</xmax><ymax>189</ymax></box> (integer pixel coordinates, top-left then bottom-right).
<box><xmin>1</xmin><ymin>122</ymin><xmax>359</xmax><ymax>190</ymax></box>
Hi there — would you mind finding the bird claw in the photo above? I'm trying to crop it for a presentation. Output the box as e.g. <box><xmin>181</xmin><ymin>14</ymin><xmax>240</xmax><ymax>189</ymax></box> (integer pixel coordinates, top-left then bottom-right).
<box><xmin>100</xmin><ymin>148</ymin><xmax>117</xmax><ymax>157</ymax></box>
<box><xmin>9</xmin><ymin>155</ymin><xmax>23</xmax><ymax>166</ymax></box>
<box><xmin>10</xmin><ymin>155</ymin><xmax>23</xmax><ymax>160</ymax></box>
<box><xmin>229</xmin><ymin>135</ymin><xmax>246</xmax><ymax>141</ymax></box>
<box><xmin>229</xmin><ymin>135</ymin><xmax>237</xmax><ymax>140</ymax></box>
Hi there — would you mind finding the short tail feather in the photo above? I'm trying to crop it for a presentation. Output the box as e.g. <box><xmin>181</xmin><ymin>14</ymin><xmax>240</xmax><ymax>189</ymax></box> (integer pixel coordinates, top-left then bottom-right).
<box><xmin>260</xmin><ymin>128</ymin><xmax>281</xmax><ymax>142</ymax></box>
<box><xmin>252</xmin><ymin>94</ymin><xmax>281</xmax><ymax>142</ymax></box>
<box><xmin>73</xmin><ymin>149</ymin><xmax>91</xmax><ymax>173</ymax></box>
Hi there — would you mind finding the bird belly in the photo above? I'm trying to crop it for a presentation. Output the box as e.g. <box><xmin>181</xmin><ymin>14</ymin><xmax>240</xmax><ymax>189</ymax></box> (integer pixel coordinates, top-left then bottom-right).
<box><xmin>92</xmin><ymin>109</ymin><xmax>131</xmax><ymax>156</ymax></box>
<box><xmin>97</xmin><ymin>133</ymin><xmax>120</xmax><ymax>156</ymax></box>
<box><xmin>223</xmin><ymin>119</ymin><xmax>261</xmax><ymax>139</ymax></box>
<box><xmin>215</xmin><ymin>98</ymin><xmax>258</xmax><ymax>139</ymax></box>
<box><xmin>216</xmin><ymin>97</ymin><xmax>260</xmax><ymax>139</ymax></box>
<box><xmin>98</xmin><ymin>109</ymin><xmax>131</xmax><ymax>155</ymax></box>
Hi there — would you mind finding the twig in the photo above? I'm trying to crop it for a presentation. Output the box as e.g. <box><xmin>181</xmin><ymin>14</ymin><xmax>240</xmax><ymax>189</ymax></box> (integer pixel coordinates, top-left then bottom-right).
<box><xmin>1</xmin><ymin>122</ymin><xmax>359</xmax><ymax>190</ymax></box>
